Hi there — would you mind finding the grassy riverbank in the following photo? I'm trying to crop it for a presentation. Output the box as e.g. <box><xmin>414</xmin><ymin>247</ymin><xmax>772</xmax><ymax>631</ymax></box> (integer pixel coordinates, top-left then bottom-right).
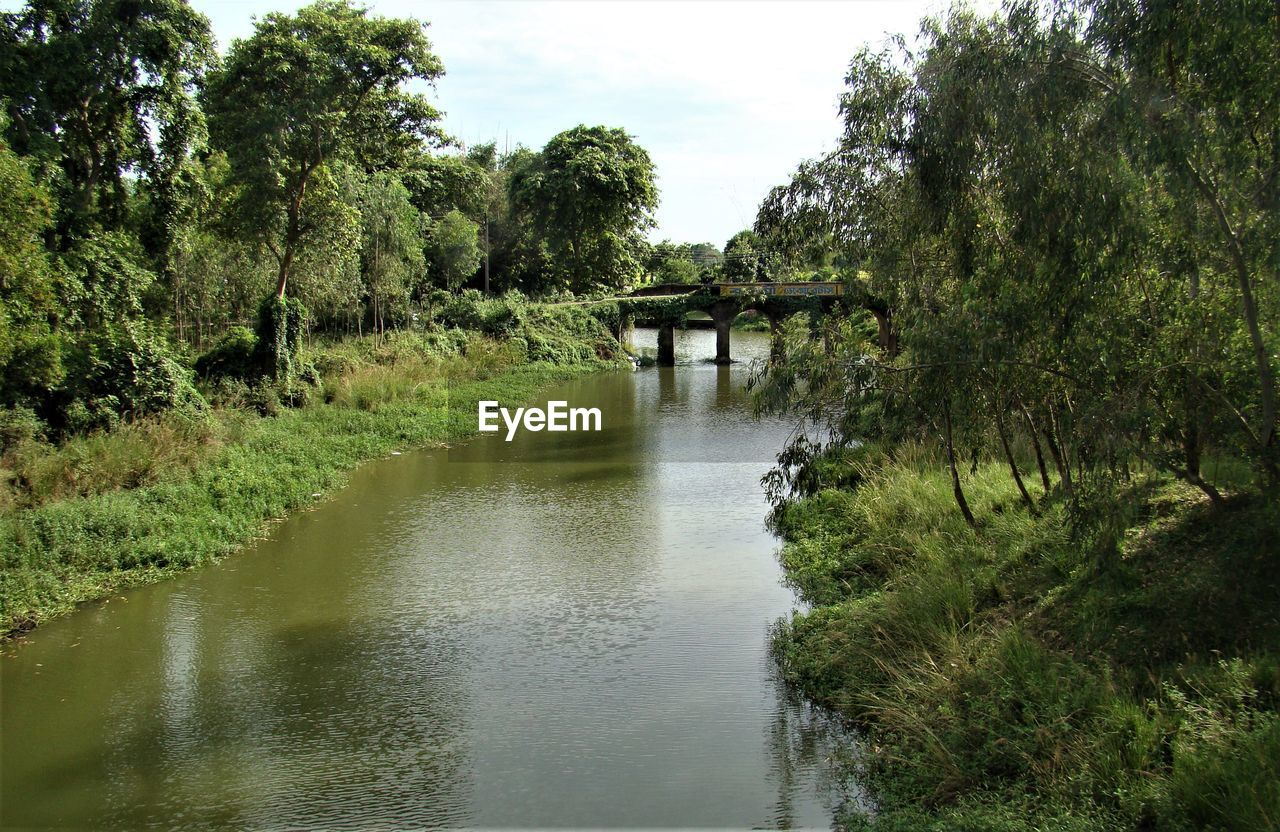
<box><xmin>1</xmin><ymin>310</ymin><xmax>626</xmax><ymax>635</ymax></box>
<box><xmin>772</xmin><ymin>447</ymin><xmax>1279</xmax><ymax>831</ymax></box>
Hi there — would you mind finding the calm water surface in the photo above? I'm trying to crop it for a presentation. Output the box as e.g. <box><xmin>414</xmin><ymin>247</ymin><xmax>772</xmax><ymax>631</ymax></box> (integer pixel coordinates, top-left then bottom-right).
<box><xmin>1</xmin><ymin>328</ymin><xmax>862</xmax><ymax>829</ymax></box>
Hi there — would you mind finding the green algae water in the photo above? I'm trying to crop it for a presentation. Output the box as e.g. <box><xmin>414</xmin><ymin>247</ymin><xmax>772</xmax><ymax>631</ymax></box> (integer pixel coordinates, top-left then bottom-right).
<box><xmin>1</xmin><ymin>328</ymin><xmax>862</xmax><ymax>829</ymax></box>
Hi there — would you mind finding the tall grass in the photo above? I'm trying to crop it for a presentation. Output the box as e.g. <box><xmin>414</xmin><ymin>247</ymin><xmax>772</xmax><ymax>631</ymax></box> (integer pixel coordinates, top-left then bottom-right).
<box><xmin>772</xmin><ymin>450</ymin><xmax>1280</xmax><ymax>831</ymax></box>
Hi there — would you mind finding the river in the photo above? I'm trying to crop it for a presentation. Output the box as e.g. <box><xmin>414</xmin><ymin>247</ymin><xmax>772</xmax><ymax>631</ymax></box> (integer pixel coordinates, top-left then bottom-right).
<box><xmin>0</xmin><ymin>327</ymin><xmax>861</xmax><ymax>829</ymax></box>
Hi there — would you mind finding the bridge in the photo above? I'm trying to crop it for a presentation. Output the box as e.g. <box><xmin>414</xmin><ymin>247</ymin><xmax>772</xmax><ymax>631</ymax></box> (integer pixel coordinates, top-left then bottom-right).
<box><xmin>622</xmin><ymin>281</ymin><xmax>847</xmax><ymax>366</ymax></box>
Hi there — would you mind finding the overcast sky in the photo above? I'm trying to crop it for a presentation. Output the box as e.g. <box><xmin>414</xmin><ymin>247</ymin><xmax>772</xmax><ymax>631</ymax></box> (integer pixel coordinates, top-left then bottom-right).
<box><xmin>188</xmin><ymin>1</ymin><xmax>984</xmax><ymax>246</ymax></box>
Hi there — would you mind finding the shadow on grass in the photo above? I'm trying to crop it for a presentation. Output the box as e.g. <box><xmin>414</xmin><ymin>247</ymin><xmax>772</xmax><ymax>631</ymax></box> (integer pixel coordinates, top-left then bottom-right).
<box><xmin>1039</xmin><ymin>490</ymin><xmax>1280</xmax><ymax>688</ymax></box>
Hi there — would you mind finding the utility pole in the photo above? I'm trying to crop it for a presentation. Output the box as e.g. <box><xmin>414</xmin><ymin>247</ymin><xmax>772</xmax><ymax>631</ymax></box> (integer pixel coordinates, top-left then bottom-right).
<box><xmin>484</xmin><ymin>216</ymin><xmax>490</xmax><ymax>294</ymax></box>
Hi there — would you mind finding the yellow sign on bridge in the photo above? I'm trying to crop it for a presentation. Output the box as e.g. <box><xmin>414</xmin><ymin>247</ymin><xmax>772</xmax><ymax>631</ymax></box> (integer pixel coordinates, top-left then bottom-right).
<box><xmin>717</xmin><ymin>282</ymin><xmax>845</xmax><ymax>297</ymax></box>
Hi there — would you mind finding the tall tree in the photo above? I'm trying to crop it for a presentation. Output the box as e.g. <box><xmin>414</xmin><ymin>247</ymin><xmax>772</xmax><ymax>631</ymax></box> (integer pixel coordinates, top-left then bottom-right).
<box><xmin>510</xmin><ymin>125</ymin><xmax>657</xmax><ymax>293</ymax></box>
<box><xmin>1087</xmin><ymin>0</ymin><xmax>1280</xmax><ymax>482</ymax></box>
<box><xmin>204</xmin><ymin>0</ymin><xmax>445</xmax><ymax>302</ymax></box>
<box><xmin>427</xmin><ymin>209</ymin><xmax>481</xmax><ymax>294</ymax></box>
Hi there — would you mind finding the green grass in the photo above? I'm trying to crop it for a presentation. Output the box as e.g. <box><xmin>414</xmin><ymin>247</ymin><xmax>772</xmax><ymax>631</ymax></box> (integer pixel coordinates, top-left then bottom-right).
<box><xmin>771</xmin><ymin>447</ymin><xmax>1280</xmax><ymax>831</ymax></box>
<box><xmin>1</xmin><ymin>323</ymin><xmax>623</xmax><ymax>634</ymax></box>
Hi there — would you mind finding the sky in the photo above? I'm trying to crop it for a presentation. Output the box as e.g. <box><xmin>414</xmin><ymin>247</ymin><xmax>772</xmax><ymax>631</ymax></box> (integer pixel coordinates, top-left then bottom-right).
<box><xmin>188</xmin><ymin>1</ymin><xmax>988</xmax><ymax>246</ymax></box>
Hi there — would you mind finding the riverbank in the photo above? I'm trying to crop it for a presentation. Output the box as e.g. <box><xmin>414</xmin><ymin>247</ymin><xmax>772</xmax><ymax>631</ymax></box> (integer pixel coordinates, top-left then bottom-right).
<box><xmin>771</xmin><ymin>446</ymin><xmax>1279</xmax><ymax>831</ymax></box>
<box><xmin>1</xmin><ymin>313</ymin><xmax>627</xmax><ymax>635</ymax></box>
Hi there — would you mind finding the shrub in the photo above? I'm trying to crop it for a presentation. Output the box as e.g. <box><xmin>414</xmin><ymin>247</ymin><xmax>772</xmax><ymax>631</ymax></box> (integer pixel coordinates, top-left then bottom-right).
<box><xmin>60</xmin><ymin>325</ymin><xmax>206</xmax><ymax>433</ymax></box>
<box><xmin>439</xmin><ymin>290</ymin><xmax>528</xmax><ymax>338</ymax></box>
<box><xmin>0</xmin><ymin>406</ymin><xmax>44</xmax><ymax>454</ymax></box>
<box><xmin>194</xmin><ymin>326</ymin><xmax>259</xmax><ymax>381</ymax></box>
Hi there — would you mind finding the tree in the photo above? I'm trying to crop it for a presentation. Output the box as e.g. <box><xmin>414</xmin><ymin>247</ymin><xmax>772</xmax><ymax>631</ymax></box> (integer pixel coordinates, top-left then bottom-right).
<box><xmin>689</xmin><ymin>242</ymin><xmax>723</xmax><ymax>270</ymax></box>
<box><xmin>1087</xmin><ymin>0</ymin><xmax>1280</xmax><ymax>483</ymax></box>
<box><xmin>0</xmin><ymin>0</ymin><xmax>214</xmax><ymax>250</ymax></box>
<box><xmin>646</xmin><ymin>241</ymin><xmax>699</xmax><ymax>284</ymax></box>
<box><xmin>723</xmin><ymin>230</ymin><xmax>767</xmax><ymax>281</ymax></box>
<box><xmin>169</xmin><ymin>152</ymin><xmax>275</xmax><ymax>347</ymax></box>
<box><xmin>427</xmin><ymin>210</ymin><xmax>481</xmax><ymax>293</ymax></box>
<box><xmin>479</xmin><ymin>146</ymin><xmax>550</xmax><ymax>294</ymax></box>
<box><xmin>510</xmin><ymin>125</ymin><xmax>657</xmax><ymax>292</ymax></box>
<box><xmin>752</xmin><ymin>1</ymin><xmax>1280</xmax><ymax>523</ymax></box>
<box><xmin>0</xmin><ymin>131</ymin><xmax>61</xmax><ymax>406</ymax></box>
<box><xmin>401</xmin><ymin>152</ymin><xmax>490</xmax><ymax>222</ymax></box>
<box><xmin>359</xmin><ymin>172</ymin><xmax>424</xmax><ymax>335</ymax></box>
<box><xmin>204</xmin><ymin>0</ymin><xmax>445</xmax><ymax>302</ymax></box>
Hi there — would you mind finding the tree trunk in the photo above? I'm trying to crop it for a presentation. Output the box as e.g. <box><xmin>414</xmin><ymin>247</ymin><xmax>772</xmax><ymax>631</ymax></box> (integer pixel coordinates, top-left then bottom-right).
<box><xmin>1170</xmin><ymin>461</ymin><xmax>1225</xmax><ymax>509</ymax></box>
<box><xmin>275</xmin><ymin>165</ymin><xmax>312</xmax><ymax>300</ymax></box>
<box><xmin>997</xmin><ymin>409</ymin><xmax>1034</xmax><ymax>510</ymax></box>
<box><xmin>1186</xmin><ymin>163</ymin><xmax>1277</xmax><ymax>481</ymax></box>
<box><xmin>1045</xmin><ymin>408</ymin><xmax>1073</xmax><ymax>498</ymax></box>
<box><xmin>943</xmin><ymin>403</ymin><xmax>977</xmax><ymax>528</ymax></box>
<box><xmin>1020</xmin><ymin>403</ymin><xmax>1052</xmax><ymax>492</ymax></box>
<box><xmin>275</xmin><ymin>246</ymin><xmax>294</xmax><ymax>299</ymax></box>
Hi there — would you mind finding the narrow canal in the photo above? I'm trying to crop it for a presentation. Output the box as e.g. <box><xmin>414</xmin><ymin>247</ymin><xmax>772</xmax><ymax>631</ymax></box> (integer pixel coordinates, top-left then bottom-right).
<box><xmin>1</xmin><ymin>328</ymin><xmax>860</xmax><ymax>829</ymax></box>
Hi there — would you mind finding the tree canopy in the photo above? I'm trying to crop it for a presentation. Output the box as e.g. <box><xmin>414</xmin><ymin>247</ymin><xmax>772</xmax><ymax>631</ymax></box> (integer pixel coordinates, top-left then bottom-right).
<box><xmin>753</xmin><ymin>0</ymin><xmax>1280</xmax><ymax>516</ymax></box>
<box><xmin>204</xmin><ymin>0</ymin><xmax>445</xmax><ymax>300</ymax></box>
<box><xmin>510</xmin><ymin>125</ymin><xmax>658</xmax><ymax>292</ymax></box>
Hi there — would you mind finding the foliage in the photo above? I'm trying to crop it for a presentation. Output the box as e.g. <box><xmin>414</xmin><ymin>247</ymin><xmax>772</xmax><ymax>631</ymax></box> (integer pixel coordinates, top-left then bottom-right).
<box><xmin>433</xmin><ymin>290</ymin><xmax>623</xmax><ymax>364</ymax></box>
<box><xmin>0</xmin><ymin>0</ymin><xmax>214</xmax><ymax>250</ymax></box>
<box><xmin>772</xmin><ymin>451</ymin><xmax>1280</xmax><ymax>830</ymax></box>
<box><xmin>168</xmin><ymin>152</ymin><xmax>276</xmax><ymax>347</ymax></box>
<box><xmin>58</xmin><ymin>324</ymin><xmax>206</xmax><ymax>433</ymax></box>
<box><xmin>204</xmin><ymin>0</ymin><xmax>444</xmax><ymax>300</ymax></box>
<box><xmin>750</xmin><ymin>12</ymin><xmax>1280</xmax><ymax>827</ymax></box>
<box><xmin>253</xmin><ymin>295</ymin><xmax>307</xmax><ymax>389</ymax></box>
<box><xmin>722</xmin><ymin>229</ymin><xmax>772</xmax><ymax>281</ymax></box>
<box><xmin>753</xmin><ymin>2</ymin><xmax>1279</xmax><ymax>529</ymax></box>
<box><xmin>510</xmin><ymin>125</ymin><xmax>658</xmax><ymax>292</ymax></box>
<box><xmin>0</xmin><ymin>129</ymin><xmax>61</xmax><ymax>407</ymax></box>
<box><xmin>402</xmin><ymin>152</ymin><xmax>490</xmax><ymax>221</ymax></box>
<box><xmin>645</xmin><ymin>241</ymin><xmax>702</xmax><ymax>284</ymax></box>
<box><xmin>193</xmin><ymin>326</ymin><xmax>258</xmax><ymax>382</ymax></box>
<box><xmin>359</xmin><ymin>172</ymin><xmax>425</xmax><ymax>332</ymax></box>
<box><xmin>427</xmin><ymin>209</ymin><xmax>481</xmax><ymax>293</ymax></box>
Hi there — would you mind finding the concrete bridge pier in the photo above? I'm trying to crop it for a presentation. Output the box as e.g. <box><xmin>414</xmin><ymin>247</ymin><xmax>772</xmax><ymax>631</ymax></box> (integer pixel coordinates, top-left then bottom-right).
<box><xmin>710</xmin><ymin>301</ymin><xmax>738</xmax><ymax>365</ymax></box>
<box><xmin>657</xmin><ymin>323</ymin><xmax>675</xmax><ymax>366</ymax></box>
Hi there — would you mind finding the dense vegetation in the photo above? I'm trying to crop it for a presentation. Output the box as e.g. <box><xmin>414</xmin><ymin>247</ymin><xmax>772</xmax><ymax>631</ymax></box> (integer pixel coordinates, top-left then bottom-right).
<box><xmin>752</xmin><ymin>1</ymin><xmax>1279</xmax><ymax>829</ymax></box>
<box><xmin>0</xmin><ymin>0</ymin><xmax>664</xmax><ymax>433</ymax></box>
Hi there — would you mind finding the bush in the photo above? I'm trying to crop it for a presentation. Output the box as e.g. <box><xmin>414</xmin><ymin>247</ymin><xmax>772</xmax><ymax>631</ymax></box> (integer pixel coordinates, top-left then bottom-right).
<box><xmin>194</xmin><ymin>326</ymin><xmax>259</xmax><ymax>381</ymax></box>
<box><xmin>60</xmin><ymin>326</ymin><xmax>206</xmax><ymax>433</ymax></box>
<box><xmin>0</xmin><ymin>406</ymin><xmax>45</xmax><ymax>455</ymax></box>
<box><xmin>438</xmin><ymin>290</ymin><xmax>529</xmax><ymax>338</ymax></box>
